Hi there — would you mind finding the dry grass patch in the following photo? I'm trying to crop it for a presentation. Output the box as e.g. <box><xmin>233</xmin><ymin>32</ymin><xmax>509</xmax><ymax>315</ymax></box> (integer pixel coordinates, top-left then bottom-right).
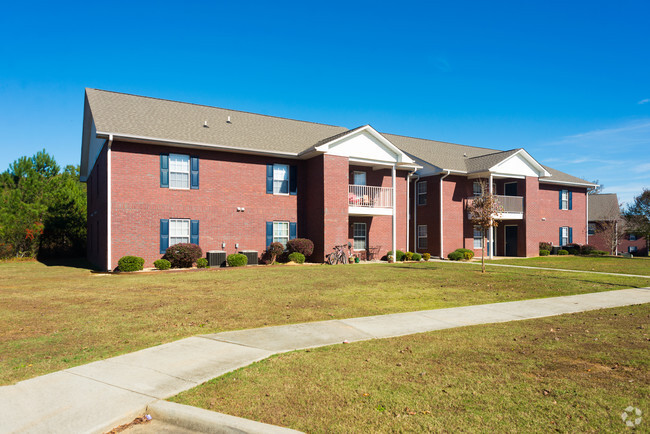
<box><xmin>173</xmin><ymin>305</ymin><xmax>650</xmax><ymax>433</ymax></box>
<box><xmin>1</xmin><ymin>259</ymin><xmax>649</xmax><ymax>385</ymax></box>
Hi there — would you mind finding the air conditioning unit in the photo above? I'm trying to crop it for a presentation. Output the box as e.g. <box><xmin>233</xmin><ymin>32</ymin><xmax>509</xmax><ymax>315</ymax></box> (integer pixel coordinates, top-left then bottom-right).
<box><xmin>239</xmin><ymin>250</ymin><xmax>259</xmax><ymax>265</ymax></box>
<box><xmin>206</xmin><ymin>250</ymin><xmax>227</xmax><ymax>267</ymax></box>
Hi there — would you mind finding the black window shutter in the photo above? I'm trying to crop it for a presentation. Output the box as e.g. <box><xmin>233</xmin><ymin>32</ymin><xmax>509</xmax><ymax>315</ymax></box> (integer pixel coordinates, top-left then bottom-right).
<box><xmin>289</xmin><ymin>222</ymin><xmax>297</xmax><ymax>240</ymax></box>
<box><xmin>160</xmin><ymin>155</ymin><xmax>169</xmax><ymax>188</ymax></box>
<box><xmin>289</xmin><ymin>165</ymin><xmax>298</xmax><ymax>195</ymax></box>
<box><xmin>558</xmin><ymin>190</ymin><xmax>562</xmax><ymax>209</ymax></box>
<box><xmin>568</xmin><ymin>191</ymin><xmax>573</xmax><ymax>210</ymax></box>
<box><xmin>266</xmin><ymin>222</ymin><xmax>273</xmax><ymax>247</ymax></box>
<box><xmin>190</xmin><ymin>157</ymin><xmax>199</xmax><ymax>189</ymax></box>
<box><xmin>559</xmin><ymin>227</ymin><xmax>562</xmax><ymax>245</ymax></box>
<box><xmin>569</xmin><ymin>227</ymin><xmax>573</xmax><ymax>244</ymax></box>
<box><xmin>266</xmin><ymin>164</ymin><xmax>273</xmax><ymax>194</ymax></box>
<box><xmin>160</xmin><ymin>219</ymin><xmax>169</xmax><ymax>254</ymax></box>
<box><xmin>190</xmin><ymin>220</ymin><xmax>199</xmax><ymax>245</ymax></box>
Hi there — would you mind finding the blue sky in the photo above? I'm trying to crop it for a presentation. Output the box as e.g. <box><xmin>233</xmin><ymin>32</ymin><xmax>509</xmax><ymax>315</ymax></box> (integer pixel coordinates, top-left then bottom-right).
<box><xmin>1</xmin><ymin>0</ymin><xmax>648</xmax><ymax>204</ymax></box>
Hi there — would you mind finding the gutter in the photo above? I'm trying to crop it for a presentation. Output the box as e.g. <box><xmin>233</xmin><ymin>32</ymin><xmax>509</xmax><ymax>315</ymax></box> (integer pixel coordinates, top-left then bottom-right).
<box><xmin>106</xmin><ymin>134</ymin><xmax>113</xmax><ymax>272</ymax></box>
<box><xmin>439</xmin><ymin>170</ymin><xmax>451</xmax><ymax>258</ymax></box>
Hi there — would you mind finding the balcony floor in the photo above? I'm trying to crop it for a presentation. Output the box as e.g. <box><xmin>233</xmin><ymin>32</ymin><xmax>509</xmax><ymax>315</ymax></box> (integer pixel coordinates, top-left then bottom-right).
<box><xmin>349</xmin><ymin>206</ymin><xmax>393</xmax><ymax>216</ymax></box>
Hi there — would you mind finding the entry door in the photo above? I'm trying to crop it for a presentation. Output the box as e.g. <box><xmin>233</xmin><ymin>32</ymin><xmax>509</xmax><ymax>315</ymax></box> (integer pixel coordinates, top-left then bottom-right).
<box><xmin>505</xmin><ymin>226</ymin><xmax>518</xmax><ymax>256</ymax></box>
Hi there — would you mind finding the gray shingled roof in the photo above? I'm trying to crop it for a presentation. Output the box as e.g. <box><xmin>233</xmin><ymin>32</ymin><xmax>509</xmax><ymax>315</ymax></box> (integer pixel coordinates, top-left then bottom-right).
<box><xmin>84</xmin><ymin>89</ymin><xmax>596</xmax><ymax>186</ymax></box>
<box><xmin>86</xmin><ymin>88</ymin><xmax>347</xmax><ymax>155</ymax></box>
<box><xmin>588</xmin><ymin>194</ymin><xmax>620</xmax><ymax>221</ymax></box>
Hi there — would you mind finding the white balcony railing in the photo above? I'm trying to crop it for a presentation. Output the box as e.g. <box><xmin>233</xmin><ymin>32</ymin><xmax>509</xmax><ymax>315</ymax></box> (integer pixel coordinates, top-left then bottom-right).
<box><xmin>349</xmin><ymin>185</ymin><xmax>393</xmax><ymax>209</ymax></box>
<box><xmin>465</xmin><ymin>195</ymin><xmax>524</xmax><ymax>214</ymax></box>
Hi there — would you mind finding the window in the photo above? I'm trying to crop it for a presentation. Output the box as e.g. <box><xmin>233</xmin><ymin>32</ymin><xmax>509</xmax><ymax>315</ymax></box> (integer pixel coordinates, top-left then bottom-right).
<box><xmin>273</xmin><ymin>221</ymin><xmax>289</xmax><ymax>246</ymax></box>
<box><xmin>418</xmin><ymin>225</ymin><xmax>428</xmax><ymax>249</ymax></box>
<box><xmin>629</xmin><ymin>234</ymin><xmax>637</xmax><ymax>241</ymax></box>
<box><xmin>353</xmin><ymin>171</ymin><xmax>366</xmax><ymax>186</ymax></box>
<box><xmin>417</xmin><ymin>181</ymin><xmax>427</xmax><ymax>206</ymax></box>
<box><xmin>473</xmin><ymin>181</ymin><xmax>483</xmax><ymax>196</ymax></box>
<box><xmin>473</xmin><ymin>225</ymin><xmax>483</xmax><ymax>248</ymax></box>
<box><xmin>273</xmin><ymin>164</ymin><xmax>289</xmax><ymax>194</ymax></box>
<box><xmin>560</xmin><ymin>226</ymin><xmax>569</xmax><ymax>246</ymax></box>
<box><xmin>353</xmin><ymin>222</ymin><xmax>366</xmax><ymax>250</ymax></box>
<box><xmin>169</xmin><ymin>154</ymin><xmax>190</xmax><ymax>189</ymax></box>
<box><xmin>170</xmin><ymin>219</ymin><xmax>190</xmax><ymax>246</ymax></box>
<box><xmin>560</xmin><ymin>190</ymin><xmax>568</xmax><ymax>210</ymax></box>
<box><xmin>588</xmin><ymin>223</ymin><xmax>596</xmax><ymax>235</ymax></box>
<box><xmin>629</xmin><ymin>246</ymin><xmax>638</xmax><ymax>253</ymax></box>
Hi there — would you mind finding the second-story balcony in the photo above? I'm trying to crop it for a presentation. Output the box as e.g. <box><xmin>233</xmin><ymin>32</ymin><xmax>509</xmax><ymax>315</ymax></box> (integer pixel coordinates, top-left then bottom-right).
<box><xmin>349</xmin><ymin>185</ymin><xmax>393</xmax><ymax>216</ymax></box>
<box><xmin>465</xmin><ymin>195</ymin><xmax>524</xmax><ymax>219</ymax></box>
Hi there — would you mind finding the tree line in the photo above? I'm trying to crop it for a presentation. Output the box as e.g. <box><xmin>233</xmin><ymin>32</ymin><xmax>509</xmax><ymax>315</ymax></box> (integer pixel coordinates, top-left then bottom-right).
<box><xmin>0</xmin><ymin>150</ymin><xmax>86</xmax><ymax>259</ymax></box>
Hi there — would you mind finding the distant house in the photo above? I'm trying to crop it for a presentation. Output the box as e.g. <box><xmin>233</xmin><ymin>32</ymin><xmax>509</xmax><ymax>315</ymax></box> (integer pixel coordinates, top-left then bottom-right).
<box><xmin>588</xmin><ymin>193</ymin><xmax>647</xmax><ymax>256</ymax></box>
<box><xmin>80</xmin><ymin>89</ymin><xmax>596</xmax><ymax>270</ymax></box>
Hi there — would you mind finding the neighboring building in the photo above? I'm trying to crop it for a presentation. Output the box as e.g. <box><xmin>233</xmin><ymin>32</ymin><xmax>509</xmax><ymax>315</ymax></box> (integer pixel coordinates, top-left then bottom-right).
<box><xmin>588</xmin><ymin>194</ymin><xmax>647</xmax><ymax>256</ymax></box>
<box><xmin>80</xmin><ymin>89</ymin><xmax>596</xmax><ymax>270</ymax></box>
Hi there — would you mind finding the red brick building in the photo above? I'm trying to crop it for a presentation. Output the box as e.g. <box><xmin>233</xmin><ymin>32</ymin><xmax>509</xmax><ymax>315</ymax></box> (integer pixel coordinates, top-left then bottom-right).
<box><xmin>588</xmin><ymin>194</ymin><xmax>648</xmax><ymax>256</ymax></box>
<box><xmin>81</xmin><ymin>89</ymin><xmax>595</xmax><ymax>270</ymax></box>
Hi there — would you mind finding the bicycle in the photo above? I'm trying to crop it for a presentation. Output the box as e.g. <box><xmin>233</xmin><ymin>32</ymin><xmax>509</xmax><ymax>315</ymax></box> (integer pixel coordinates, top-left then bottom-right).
<box><xmin>327</xmin><ymin>243</ymin><xmax>351</xmax><ymax>265</ymax></box>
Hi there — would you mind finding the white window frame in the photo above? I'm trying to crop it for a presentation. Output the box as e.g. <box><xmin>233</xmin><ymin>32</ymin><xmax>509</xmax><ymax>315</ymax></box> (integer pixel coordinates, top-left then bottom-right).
<box><xmin>473</xmin><ymin>181</ymin><xmax>483</xmax><ymax>196</ymax></box>
<box><xmin>629</xmin><ymin>246</ymin><xmax>638</xmax><ymax>253</ymax></box>
<box><xmin>588</xmin><ymin>223</ymin><xmax>596</xmax><ymax>235</ymax></box>
<box><xmin>629</xmin><ymin>234</ymin><xmax>637</xmax><ymax>241</ymax></box>
<box><xmin>560</xmin><ymin>226</ymin><xmax>569</xmax><ymax>246</ymax></box>
<box><xmin>560</xmin><ymin>190</ymin><xmax>569</xmax><ymax>210</ymax></box>
<box><xmin>417</xmin><ymin>181</ymin><xmax>427</xmax><ymax>206</ymax></box>
<box><xmin>473</xmin><ymin>225</ymin><xmax>483</xmax><ymax>249</ymax></box>
<box><xmin>417</xmin><ymin>224</ymin><xmax>428</xmax><ymax>249</ymax></box>
<box><xmin>353</xmin><ymin>222</ymin><xmax>366</xmax><ymax>250</ymax></box>
<box><xmin>170</xmin><ymin>218</ymin><xmax>190</xmax><ymax>246</ymax></box>
<box><xmin>272</xmin><ymin>164</ymin><xmax>289</xmax><ymax>195</ymax></box>
<box><xmin>353</xmin><ymin>171</ymin><xmax>366</xmax><ymax>186</ymax></box>
<box><xmin>169</xmin><ymin>154</ymin><xmax>190</xmax><ymax>190</ymax></box>
<box><xmin>273</xmin><ymin>221</ymin><xmax>289</xmax><ymax>247</ymax></box>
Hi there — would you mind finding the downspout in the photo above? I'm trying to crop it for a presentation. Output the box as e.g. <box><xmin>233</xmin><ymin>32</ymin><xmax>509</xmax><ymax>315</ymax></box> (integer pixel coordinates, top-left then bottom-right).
<box><xmin>409</xmin><ymin>172</ymin><xmax>419</xmax><ymax>253</ymax></box>
<box><xmin>439</xmin><ymin>170</ymin><xmax>451</xmax><ymax>258</ymax></box>
<box><xmin>106</xmin><ymin>134</ymin><xmax>113</xmax><ymax>272</ymax></box>
<box><xmin>391</xmin><ymin>164</ymin><xmax>397</xmax><ymax>262</ymax></box>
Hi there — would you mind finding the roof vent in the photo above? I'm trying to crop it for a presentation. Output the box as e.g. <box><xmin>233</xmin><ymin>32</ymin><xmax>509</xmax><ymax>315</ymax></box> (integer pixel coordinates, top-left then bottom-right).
<box><xmin>227</xmin><ymin>116</ymin><xmax>231</xmax><ymax>123</ymax></box>
<box><xmin>463</xmin><ymin>153</ymin><xmax>467</xmax><ymax>157</ymax></box>
<box><xmin>203</xmin><ymin>121</ymin><xmax>209</xmax><ymax>128</ymax></box>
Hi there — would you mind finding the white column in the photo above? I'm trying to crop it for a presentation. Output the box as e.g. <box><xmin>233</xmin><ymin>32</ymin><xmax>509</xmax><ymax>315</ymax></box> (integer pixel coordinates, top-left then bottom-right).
<box><xmin>489</xmin><ymin>174</ymin><xmax>494</xmax><ymax>259</ymax></box>
<box><xmin>392</xmin><ymin>165</ymin><xmax>397</xmax><ymax>261</ymax></box>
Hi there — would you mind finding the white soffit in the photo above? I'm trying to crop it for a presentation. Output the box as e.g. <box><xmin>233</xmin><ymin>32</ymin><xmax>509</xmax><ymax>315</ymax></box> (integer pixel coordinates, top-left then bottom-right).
<box><xmin>490</xmin><ymin>150</ymin><xmax>551</xmax><ymax>178</ymax></box>
<box><xmin>317</xmin><ymin>126</ymin><xmax>415</xmax><ymax>164</ymax></box>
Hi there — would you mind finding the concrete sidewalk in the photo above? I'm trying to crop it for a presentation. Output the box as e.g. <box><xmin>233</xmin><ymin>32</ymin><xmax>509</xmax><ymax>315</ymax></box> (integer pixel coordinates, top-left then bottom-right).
<box><xmin>2</xmin><ymin>288</ymin><xmax>649</xmax><ymax>434</ymax></box>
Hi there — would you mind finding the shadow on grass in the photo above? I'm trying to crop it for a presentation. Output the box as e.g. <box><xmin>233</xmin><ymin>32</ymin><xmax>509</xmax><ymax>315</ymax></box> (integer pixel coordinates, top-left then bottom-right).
<box><xmin>37</xmin><ymin>256</ymin><xmax>98</xmax><ymax>271</ymax></box>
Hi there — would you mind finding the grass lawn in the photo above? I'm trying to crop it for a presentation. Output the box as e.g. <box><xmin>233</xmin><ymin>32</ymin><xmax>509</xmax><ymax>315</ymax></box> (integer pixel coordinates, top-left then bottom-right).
<box><xmin>486</xmin><ymin>255</ymin><xmax>650</xmax><ymax>276</ymax></box>
<box><xmin>1</xmin><ymin>259</ymin><xmax>649</xmax><ymax>385</ymax></box>
<box><xmin>172</xmin><ymin>305</ymin><xmax>650</xmax><ymax>433</ymax></box>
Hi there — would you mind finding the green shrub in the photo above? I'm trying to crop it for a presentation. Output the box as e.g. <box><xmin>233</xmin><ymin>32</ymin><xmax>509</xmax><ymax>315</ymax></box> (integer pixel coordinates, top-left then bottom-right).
<box><xmin>539</xmin><ymin>241</ymin><xmax>553</xmax><ymax>251</ymax></box>
<box><xmin>227</xmin><ymin>253</ymin><xmax>248</xmax><ymax>267</ymax></box>
<box><xmin>386</xmin><ymin>250</ymin><xmax>406</xmax><ymax>261</ymax></box>
<box><xmin>405</xmin><ymin>251</ymin><xmax>414</xmax><ymax>261</ymax></box>
<box><xmin>558</xmin><ymin>249</ymin><xmax>569</xmax><ymax>255</ymax></box>
<box><xmin>163</xmin><ymin>243</ymin><xmax>203</xmax><ymax>268</ymax></box>
<box><xmin>457</xmin><ymin>248</ymin><xmax>474</xmax><ymax>260</ymax></box>
<box><xmin>412</xmin><ymin>253</ymin><xmax>422</xmax><ymax>261</ymax></box>
<box><xmin>154</xmin><ymin>259</ymin><xmax>171</xmax><ymax>270</ymax></box>
<box><xmin>288</xmin><ymin>252</ymin><xmax>305</xmax><ymax>264</ymax></box>
<box><xmin>286</xmin><ymin>238</ymin><xmax>314</xmax><ymax>258</ymax></box>
<box><xmin>581</xmin><ymin>244</ymin><xmax>595</xmax><ymax>255</ymax></box>
<box><xmin>539</xmin><ymin>250</ymin><xmax>550</xmax><ymax>256</ymax></box>
<box><xmin>565</xmin><ymin>243</ymin><xmax>582</xmax><ymax>255</ymax></box>
<box><xmin>422</xmin><ymin>253</ymin><xmax>431</xmax><ymax>261</ymax></box>
<box><xmin>448</xmin><ymin>251</ymin><xmax>464</xmax><ymax>261</ymax></box>
<box><xmin>117</xmin><ymin>256</ymin><xmax>144</xmax><ymax>272</ymax></box>
<box><xmin>196</xmin><ymin>258</ymin><xmax>209</xmax><ymax>268</ymax></box>
<box><xmin>592</xmin><ymin>250</ymin><xmax>608</xmax><ymax>256</ymax></box>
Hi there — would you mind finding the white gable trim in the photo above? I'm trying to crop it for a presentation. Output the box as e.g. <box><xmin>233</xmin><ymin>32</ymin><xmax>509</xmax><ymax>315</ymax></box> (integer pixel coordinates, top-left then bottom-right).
<box><xmin>489</xmin><ymin>149</ymin><xmax>551</xmax><ymax>177</ymax></box>
<box><xmin>314</xmin><ymin>125</ymin><xmax>416</xmax><ymax>165</ymax></box>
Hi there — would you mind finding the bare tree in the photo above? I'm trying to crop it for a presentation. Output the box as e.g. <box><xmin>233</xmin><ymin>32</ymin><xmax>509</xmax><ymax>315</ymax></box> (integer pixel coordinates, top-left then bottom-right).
<box><xmin>593</xmin><ymin>199</ymin><xmax>624</xmax><ymax>255</ymax></box>
<box><xmin>467</xmin><ymin>180</ymin><xmax>503</xmax><ymax>273</ymax></box>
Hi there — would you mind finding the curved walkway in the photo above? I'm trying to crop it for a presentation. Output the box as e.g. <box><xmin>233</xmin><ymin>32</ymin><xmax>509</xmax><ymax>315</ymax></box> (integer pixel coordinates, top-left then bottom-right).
<box><xmin>2</xmin><ymin>288</ymin><xmax>649</xmax><ymax>434</ymax></box>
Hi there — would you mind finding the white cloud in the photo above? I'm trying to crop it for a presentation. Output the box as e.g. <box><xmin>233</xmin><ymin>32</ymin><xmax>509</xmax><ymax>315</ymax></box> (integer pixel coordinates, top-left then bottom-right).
<box><xmin>639</xmin><ymin>98</ymin><xmax>650</xmax><ymax>105</ymax></box>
